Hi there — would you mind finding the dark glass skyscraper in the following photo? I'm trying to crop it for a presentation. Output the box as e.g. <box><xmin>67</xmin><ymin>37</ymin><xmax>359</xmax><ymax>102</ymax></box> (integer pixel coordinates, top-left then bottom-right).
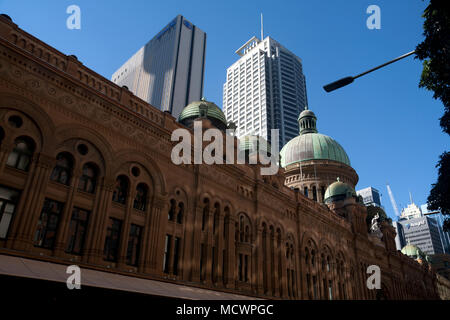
<box><xmin>112</xmin><ymin>15</ymin><xmax>206</xmax><ymax>118</ymax></box>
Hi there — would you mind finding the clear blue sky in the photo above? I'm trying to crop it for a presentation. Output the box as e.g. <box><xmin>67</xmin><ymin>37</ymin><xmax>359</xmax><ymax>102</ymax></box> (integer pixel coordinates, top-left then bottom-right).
<box><xmin>1</xmin><ymin>0</ymin><xmax>448</xmax><ymax>220</ymax></box>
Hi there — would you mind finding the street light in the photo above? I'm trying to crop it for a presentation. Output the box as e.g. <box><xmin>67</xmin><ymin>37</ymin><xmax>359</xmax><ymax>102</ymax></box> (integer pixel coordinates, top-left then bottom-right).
<box><xmin>323</xmin><ymin>50</ymin><xmax>416</xmax><ymax>92</ymax></box>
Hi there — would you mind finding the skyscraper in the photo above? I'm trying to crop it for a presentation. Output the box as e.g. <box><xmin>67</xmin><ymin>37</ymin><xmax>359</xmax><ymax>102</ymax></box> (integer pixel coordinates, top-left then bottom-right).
<box><xmin>223</xmin><ymin>36</ymin><xmax>307</xmax><ymax>149</ymax></box>
<box><xmin>394</xmin><ymin>201</ymin><xmax>445</xmax><ymax>255</ymax></box>
<box><xmin>112</xmin><ymin>15</ymin><xmax>206</xmax><ymax>118</ymax></box>
<box><xmin>356</xmin><ymin>187</ymin><xmax>382</xmax><ymax>207</ymax></box>
<box><xmin>421</xmin><ymin>204</ymin><xmax>450</xmax><ymax>254</ymax></box>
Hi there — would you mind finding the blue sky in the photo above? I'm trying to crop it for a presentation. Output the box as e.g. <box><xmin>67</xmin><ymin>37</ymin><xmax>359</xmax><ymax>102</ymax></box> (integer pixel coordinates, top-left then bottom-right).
<box><xmin>1</xmin><ymin>0</ymin><xmax>447</xmax><ymax>219</ymax></box>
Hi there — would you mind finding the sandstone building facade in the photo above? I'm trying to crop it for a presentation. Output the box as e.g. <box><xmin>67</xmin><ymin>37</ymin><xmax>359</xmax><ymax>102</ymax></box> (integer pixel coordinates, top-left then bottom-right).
<box><xmin>0</xmin><ymin>15</ymin><xmax>443</xmax><ymax>300</ymax></box>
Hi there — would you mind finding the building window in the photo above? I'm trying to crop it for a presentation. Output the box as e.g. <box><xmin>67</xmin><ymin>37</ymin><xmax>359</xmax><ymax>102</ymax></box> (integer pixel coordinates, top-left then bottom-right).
<box><xmin>304</xmin><ymin>187</ymin><xmax>308</xmax><ymax>198</ymax></box>
<box><xmin>0</xmin><ymin>186</ymin><xmax>20</xmax><ymax>239</ymax></box>
<box><xmin>168</xmin><ymin>199</ymin><xmax>176</xmax><ymax>221</ymax></box>
<box><xmin>6</xmin><ymin>137</ymin><xmax>35</xmax><ymax>171</ymax></box>
<box><xmin>65</xmin><ymin>207</ymin><xmax>89</xmax><ymax>255</ymax></box>
<box><xmin>176</xmin><ymin>202</ymin><xmax>184</xmax><ymax>224</ymax></box>
<box><xmin>126</xmin><ymin>224</ymin><xmax>142</xmax><ymax>266</ymax></box>
<box><xmin>173</xmin><ymin>237</ymin><xmax>181</xmax><ymax>275</ymax></box>
<box><xmin>34</xmin><ymin>199</ymin><xmax>63</xmax><ymax>249</ymax></box>
<box><xmin>313</xmin><ymin>186</ymin><xmax>317</xmax><ymax>201</ymax></box>
<box><xmin>50</xmin><ymin>152</ymin><xmax>74</xmax><ymax>186</ymax></box>
<box><xmin>103</xmin><ymin>218</ymin><xmax>122</xmax><ymax>261</ymax></box>
<box><xmin>78</xmin><ymin>163</ymin><xmax>97</xmax><ymax>193</ymax></box>
<box><xmin>133</xmin><ymin>183</ymin><xmax>148</xmax><ymax>211</ymax></box>
<box><xmin>163</xmin><ymin>234</ymin><xmax>172</xmax><ymax>273</ymax></box>
<box><xmin>112</xmin><ymin>175</ymin><xmax>128</xmax><ymax>204</ymax></box>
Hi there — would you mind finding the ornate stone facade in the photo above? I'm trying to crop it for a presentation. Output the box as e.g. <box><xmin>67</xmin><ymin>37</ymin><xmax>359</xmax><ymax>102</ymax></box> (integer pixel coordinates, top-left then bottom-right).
<box><xmin>0</xmin><ymin>15</ymin><xmax>441</xmax><ymax>300</ymax></box>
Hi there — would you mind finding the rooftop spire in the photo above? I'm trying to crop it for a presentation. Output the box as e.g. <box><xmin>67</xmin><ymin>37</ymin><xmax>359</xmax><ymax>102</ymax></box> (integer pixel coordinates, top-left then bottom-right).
<box><xmin>261</xmin><ymin>13</ymin><xmax>264</xmax><ymax>41</ymax></box>
<box><xmin>298</xmin><ymin>108</ymin><xmax>318</xmax><ymax>135</ymax></box>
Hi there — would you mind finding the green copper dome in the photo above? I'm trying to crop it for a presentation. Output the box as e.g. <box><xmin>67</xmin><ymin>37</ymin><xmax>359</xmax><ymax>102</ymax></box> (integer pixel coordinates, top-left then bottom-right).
<box><xmin>401</xmin><ymin>244</ymin><xmax>425</xmax><ymax>260</ymax></box>
<box><xmin>178</xmin><ymin>98</ymin><xmax>227</xmax><ymax>129</ymax></box>
<box><xmin>280</xmin><ymin>108</ymin><xmax>350</xmax><ymax>168</ymax></box>
<box><xmin>324</xmin><ymin>179</ymin><xmax>356</xmax><ymax>203</ymax></box>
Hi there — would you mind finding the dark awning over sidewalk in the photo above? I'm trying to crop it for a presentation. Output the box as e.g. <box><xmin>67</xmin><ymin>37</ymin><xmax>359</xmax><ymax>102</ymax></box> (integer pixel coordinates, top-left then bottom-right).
<box><xmin>0</xmin><ymin>254</ymin><xmax>260</xmax><ymax>300</ymax></box>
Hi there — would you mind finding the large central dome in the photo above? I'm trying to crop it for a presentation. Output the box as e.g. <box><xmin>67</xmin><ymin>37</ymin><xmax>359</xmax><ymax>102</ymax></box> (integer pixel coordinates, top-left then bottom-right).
<box><xmin>280</xmin><ymin>108</ymin><xmax>350</xmax><ymax>168</ymax></box>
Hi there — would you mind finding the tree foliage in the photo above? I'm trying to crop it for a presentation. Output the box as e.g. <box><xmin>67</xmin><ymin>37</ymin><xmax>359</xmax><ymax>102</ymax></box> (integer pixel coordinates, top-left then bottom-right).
<box><xmin>415</xmin><ymin>0</ymin><xmax>450</xmax><ymax>133</ymax></box>
<box><xmin>416</xmin><ymin>0</ymin><xmax>450</xmax><ymax>231</ymax></box>
<box><xmin>427</xmin><ymin>152</ymin><xmax>450</xmax><ymax>231</ymax></box>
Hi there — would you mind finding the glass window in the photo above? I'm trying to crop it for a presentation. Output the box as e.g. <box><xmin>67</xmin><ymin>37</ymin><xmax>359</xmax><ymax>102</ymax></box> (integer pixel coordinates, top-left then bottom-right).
<box><xmin>6</xmin><ymin>137</ymin><xmax>35</xmax><ymax>171</ymax></box>
<box><xmin>163</xmin><ymin>234</ymin><xmax>172</xmax><ymax>273</ymax></box>
<box><xmin>78</xmin><ymin>163</ymin><xmax>97</xmax><ymax>193</ymax></box>
<box><xmin>103</xmin><ymin>218</ymin><xmax>122</xmax><ymax>261</ymax></box>
<box><xmin>0</xmin><ymin>186</ymin><xmax>20</xmax><ymax>239</ymax></box>
<box><xmin>65</xmin><ymin>207</ymin><xmax>89</xmax><ymax>254</ymax></box>
<box><xmin>34</xmin><ymin>199</ymin><xmax>63</xmax><ymax>249</ymax></box>
<box><xmin>173</xmin><ymin>237</ymin><xmax>180</xmax><ymax>275</ymax></box>
<box><xmin>126</xmin><ymin>224</ymin><xmax>142</xmax><ymax>266</ymax></box>
<box><xmin>50</xmin><ymin>153</ymin><xmax>73</xmax><ymax>186</ymax></box>
<box><xmin>112</xmin><ymin>175</ymin><xmax>128</xmax><ymax>204</ymax></box>
<box><xmin>133</xmin><ymin>183</ymin><xmax>148</xmax><ymax>211</ymax></box>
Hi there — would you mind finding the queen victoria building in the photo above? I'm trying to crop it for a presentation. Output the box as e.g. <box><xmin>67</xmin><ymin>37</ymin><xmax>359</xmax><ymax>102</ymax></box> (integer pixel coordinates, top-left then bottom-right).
<box><xmin>0</xmin><ymin>15</ymin><xmax>446</xmax><ymax>301</ymax></box>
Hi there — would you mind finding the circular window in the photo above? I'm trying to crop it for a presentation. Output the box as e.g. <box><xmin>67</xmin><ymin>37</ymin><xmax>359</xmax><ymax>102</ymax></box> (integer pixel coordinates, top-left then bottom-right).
<box><xmin>77</xmin><ymin>144</ymin><xmax>89</xmax><ymax>155</ymax></box>
<box><xmin>8</xmin><ymin>115</ymin><xmax>23</xmax><ymax>128</ymax></box>
<box><xmin>131</xmin><ymin>166</ymin><xmax>140</xmax><ymax>177</ymax></box>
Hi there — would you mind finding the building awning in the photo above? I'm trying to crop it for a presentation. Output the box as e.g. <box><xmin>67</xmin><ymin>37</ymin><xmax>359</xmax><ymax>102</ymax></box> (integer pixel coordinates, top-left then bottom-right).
<box><xmin>0</xmin><ymin>254</ymin><xmax>260</xmax><ymax>300</ymax></box>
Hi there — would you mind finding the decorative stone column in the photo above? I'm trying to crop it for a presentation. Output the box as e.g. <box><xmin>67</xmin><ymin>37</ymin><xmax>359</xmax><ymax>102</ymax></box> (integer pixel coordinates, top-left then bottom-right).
<box><xmin>53</xmin><ymin>174</ymin><xmax>81</xmax><ymax>257</ymax></box>
<box><xmin>117</xmin><ymin>187</ymin><xmax>134</xmax><ymax>269</ymax></box>
<box><xmin>8</xmin><ymin>153</ymin><xmax>55</xmax><ymax>251</ymax></box>
<box><xmin>189</xmin><ymin>205</ymin><xmax>203</xmax><ymax>282</ymax></box>
<box><xmin>255</xmin><ymin>225</ymin><xmax>264</xmax><ymax>295</ymax></box>
<box><xmin>145</xmin><ymin>194</ymin><xmax>167</xmax><ymax>274</ymax></box>
<box><xmin>215</xmin><ymin>213</ymin><xmax>225</xmax><ymax>285</ymax></box>
<box><xmin>83</xmin><ymin>177</ymin><xmax>115</xmax><ymax>265</ymax></box>
<box><xmin>225</xmin><ymin>215</ymin><xmax>236</xmax><ymax>289</ymax></box>
<box><xmin>138</xmin><ymin>192</ymin><xmax>155</xmax><ymax>274</ymax></box>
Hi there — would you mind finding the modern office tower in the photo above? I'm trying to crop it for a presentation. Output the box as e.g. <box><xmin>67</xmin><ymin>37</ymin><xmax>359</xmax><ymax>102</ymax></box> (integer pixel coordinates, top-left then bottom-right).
<box><xmin>394</xmin><ymin>201</ymin><xmax>445</xmax><ymax>255</ymax></box>
<box><xmin>112</xmin><ymin>15</ymin><xmax>206</xmax><ymax>118</ymax></box>
<box><xmin>356</xmin><ymin>187</ymin><xmax>382</xmax><ymax>207</ymax></box>
<box><xmin>223</xmin><ymin>36</ymin><xmax>308</xmax><ymax>149</ymax></box>
<box><xmin>421</xmin><ymin>204</ymin><xmax>450</xmax><ymax>254</ymax></box>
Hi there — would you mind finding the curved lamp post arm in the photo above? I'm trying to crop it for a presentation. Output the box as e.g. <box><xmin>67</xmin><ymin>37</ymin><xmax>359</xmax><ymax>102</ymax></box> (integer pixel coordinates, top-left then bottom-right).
<box><xmin>323</xmin><ymin>50</ymin><xmax>416</xmax><ymax>92</ymax></box>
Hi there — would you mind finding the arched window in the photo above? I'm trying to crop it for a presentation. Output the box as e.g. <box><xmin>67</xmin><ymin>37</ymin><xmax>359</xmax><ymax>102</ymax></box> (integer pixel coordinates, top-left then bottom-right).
<box><xmin>112</xmin><ymin>175</ymin><xmax>128</xmax><ymax>204</ymax></box>
<box><xmin>213</xmin><ymin>203</ymin><xmax>220</xmax><ymax>233</ymax></box>
<box><xmin>168</xmin><ymin>199</ymin><xmax>176</xmax><ymax>221</ymax></box>
<box><xmin>176</xmin><ymin>202</ymin><xmax>184</xmax><ymax>224</ymax></box>
<box><xmin>133</xmin><ymin>183</ymin><xmax>148</xmax><ymax>211</ymax></box>
<box><xmin>201</xmin><ymin>199</ymin><xmax>209</xmax><ymax>231</ymax></box>
<box><xmin>238</xmin><ymin>214</ymin><xmax>251</xmax><ymax>243</ymax></box>
<box><xmin>50</xmin><ymin>152</ymin><xmax>74</xmax><ymax>186</ymax></box>
<box><xmin>78</xmin><ymin>163</ymin><xmax>98</xmax><ymax>193</ymax></box>
<box><xmin>6</xmin><ymin>137</ymin><xmax>35</xmax><ymax>171</ymax></box>
<box><xmin>313</xmin><ymin>186</ymin><xmax>317</xmax><ymax>201</ymax></box>
<box><xmin>0</xmin><ymin>126</ymin><xmax>4</xmax><ymax>144</ymax></box>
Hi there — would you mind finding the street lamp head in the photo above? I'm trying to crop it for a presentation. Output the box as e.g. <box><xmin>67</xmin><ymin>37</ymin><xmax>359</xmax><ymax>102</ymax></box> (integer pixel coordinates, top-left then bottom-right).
<box><xmin>323</xmin><ymin>76</ymin><xmax>354</xmax><ymax>92</ymax></box>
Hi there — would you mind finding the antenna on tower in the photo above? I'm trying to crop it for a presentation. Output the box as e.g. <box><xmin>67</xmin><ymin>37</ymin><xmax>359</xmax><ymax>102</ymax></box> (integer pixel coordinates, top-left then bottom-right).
<box><xmin>260</xmin><ymin>13</ymin><xmax>264</xmax><ymax>41</ymax></box>
<box><xmin>409</xmin><ymin>191</ymin><xmax>414</xmax><ymax>205</ymax></box>
<box><xmin>387</xmin><ymin>183</ymin><xmax>400</xmax><ymax>217</ymax></box>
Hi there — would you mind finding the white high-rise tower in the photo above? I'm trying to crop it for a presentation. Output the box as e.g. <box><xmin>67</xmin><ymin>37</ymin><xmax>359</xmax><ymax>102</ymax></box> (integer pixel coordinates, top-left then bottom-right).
<box><xmin>112</xmin><ymin>15</ymin><xmax>206</xmax><ymax>118</ymax></box>
<box><xmin>223</xmin><ymin>36</ymin><xmax>308</xmax><ymax>149</ymax></box>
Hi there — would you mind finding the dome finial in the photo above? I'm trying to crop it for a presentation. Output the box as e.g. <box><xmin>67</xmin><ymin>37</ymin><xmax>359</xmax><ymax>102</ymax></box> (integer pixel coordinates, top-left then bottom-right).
<box><xmin>298</xmin><ymin>108</ymin><xmax>318</xmax><ymax>135</ymax></box>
